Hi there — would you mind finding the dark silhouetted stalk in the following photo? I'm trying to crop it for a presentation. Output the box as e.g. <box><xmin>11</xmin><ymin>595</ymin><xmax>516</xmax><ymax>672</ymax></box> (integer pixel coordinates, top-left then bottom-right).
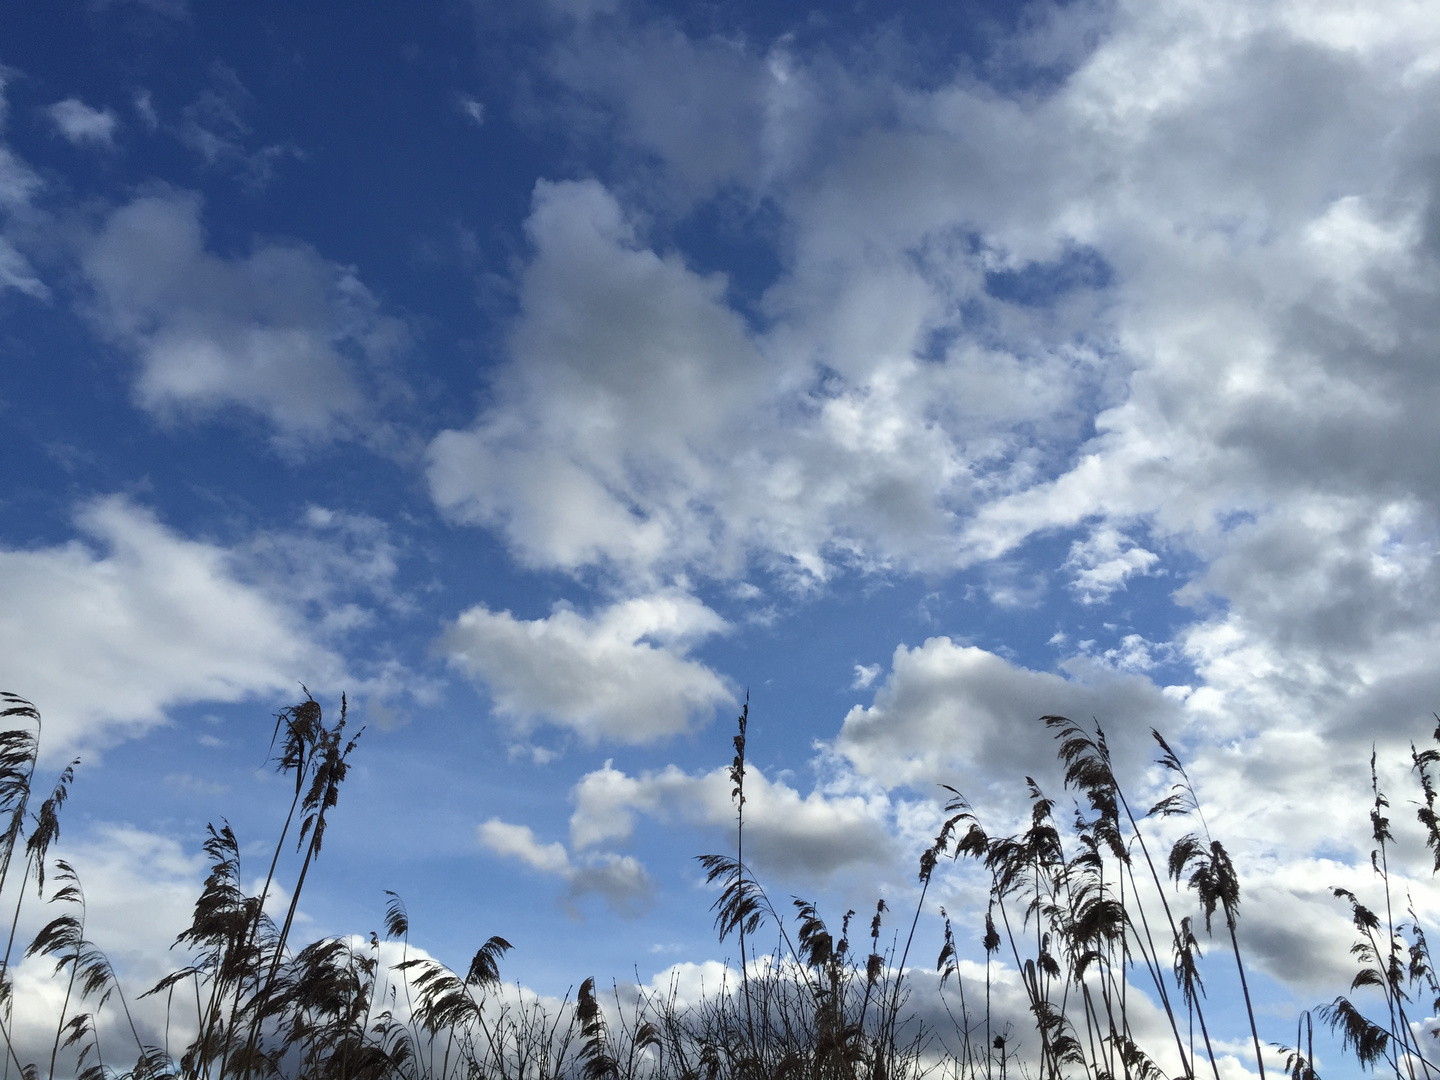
<box><xmin>730</xmin><ymin>698</ymin><xmax>755</xmax><ymax>1055</ymax></box>
<box><xmin>0</xmin><ymin>696</ymin><xmax>40</xmax><ymax>1080</ymax></box>
<box><xmin>26</xmin><ymin>861</ymin><xmax>91</xmax><ymax>1080</ymax></box>
<box><xmin>214</xmin><ymin>694</ymin><xmax>327</xmax><ymax>1080</ymax></box>
<box><xmin>240</xmin><ymin>695</ymin><xmax>362</xmax><ymax>1077</ymax></box>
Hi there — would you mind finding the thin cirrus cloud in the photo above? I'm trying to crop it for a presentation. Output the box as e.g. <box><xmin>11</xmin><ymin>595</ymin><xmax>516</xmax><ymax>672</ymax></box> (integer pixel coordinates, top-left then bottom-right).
<box><xmin>0</xmin><ymin>80</ymin><xmax>46</xmax><ymax>298</ymax></box>
<box><xmin>439</xmin><ymin>591</ymin><xmax>733</xmax><ymax>745</ymax></box>
<box><xmin>178</xmin><ymin>63</ymin><xmax>299</xmax><ymax>188</ymax></box>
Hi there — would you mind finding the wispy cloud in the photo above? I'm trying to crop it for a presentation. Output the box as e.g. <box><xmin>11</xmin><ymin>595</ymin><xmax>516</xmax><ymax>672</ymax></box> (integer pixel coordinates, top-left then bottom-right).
<box><xmin>46</xmin><ymin>98</ymin><xmax>118</xmax><ymax>147</ymax></box>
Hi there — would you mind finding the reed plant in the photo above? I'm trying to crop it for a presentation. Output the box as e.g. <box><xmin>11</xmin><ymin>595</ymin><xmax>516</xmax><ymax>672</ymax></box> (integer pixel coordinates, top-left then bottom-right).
<box><xmin>0</xmin><ymin>687</ymin><xmax>1438</xmax><ymax>1080</ymax></box>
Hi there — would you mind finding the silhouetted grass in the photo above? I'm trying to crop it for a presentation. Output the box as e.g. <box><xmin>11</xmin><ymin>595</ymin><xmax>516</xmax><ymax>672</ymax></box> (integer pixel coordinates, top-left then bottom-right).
<box><xmin>0</xmin><ymin>687</ymin><xmax>1437</xmax><ymax>1080</ymax></box>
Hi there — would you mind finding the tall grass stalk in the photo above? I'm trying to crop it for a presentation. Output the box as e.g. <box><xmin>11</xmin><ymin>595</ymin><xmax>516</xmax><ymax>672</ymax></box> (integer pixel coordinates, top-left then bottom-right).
<box><xmin>5</xmin><ymin>687</ymin><xmax>1440</xmax><ymax>1080</ymax></box>
<box><xmin>212</xmin><ymin>694</ymin><xmax>330</xmax><ymax>1080</ymax></box>
<box><xmin>728</xmin><ymin>697</ymin><xmax>755</xmax><ymax>1053</ymax></box>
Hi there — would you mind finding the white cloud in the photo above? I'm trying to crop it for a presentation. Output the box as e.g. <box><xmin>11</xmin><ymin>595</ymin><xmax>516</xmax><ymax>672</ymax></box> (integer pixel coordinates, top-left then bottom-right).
<box><xmin>567</xmin><ymin>760</ymin><xmax>893</xmax><ymax>879</ymax></box>
<box><xmin>836</xmin><ymin>638</ymin><xmax>1183</xmax><ymax>803</ymax></box>
<box><xmin>851</xmin><ymin>663</ymin><xmax>881</xmax><ymax>690</ymax></box>
<box><xmin>46</xmin><ymin>98</ymin><xmax>118</xmax><ymax>146</ymax></box>
<box><xmin>825</xmin><ymin>632</ymin><xmax>1440</xmax><ymax>993</ymax></box>
<box><xmin>479</xmin><ymin>818</ymin><xmax>570</xmax><ymax>875</ymax></box>
<box><xmin>458</xmin><ymin>95</ymin><xmax>485</xmax><ymax>125</ymax></box>
<box><xmin>1064</xmin><ymin>525</ymin><xmax>1160</xmax><ymax>603</ymax></box>
<box><xmin>1089</xmin><ymin>632</ymin><xmax>1171</xmax><ymax>673</ymax></box>
<box><xmin>427</xmin><ymin>178</ymin><xmax>1086</xmax><ymax>586</ymax></box>
<box><xmin>546</xmin><ymin>22</ymin><xmax>776</xmax><ymax>202</ymax></box>
<box><xmin>427</xmin><ymin>177</ymin><xmax>770</xmax><ymax>578</ymax></box>
<box><xmin>439</xmin><ymin>591</ymin><xmax>733</xmax><ymax>744</ymax></box>
<box><xmin>0</xmin><ymin>234</ymin><xmax>45</xmax><ymax>298</ymax></box>
<box><xmin>31</xmin><ymin>0</ymin><xmax>1421</xmax><ymax>1012</ymax></box>
<box><xmin>7</xmin><ymin>825</ymin><xmax>507</xmax><ymax>1068</ymax></box>
<box><xmin>81</xmin><ymin>190</ymin><xmax>403</xmax><ymax>442</ymax></box>
<box><xmin>511</xmin><ymin>0</ymin><xmax>1440</xmax><ymax>572</ymax></box>
<box><xmin>566</xmin><ymin>854</ymin><xmax>652</xmax><ymax>914</ymax></box>
<box><xmin>478</xmin><ymin>817</ymin><xmax>653</xmax><ymax>914</ymax></box>
<box><xmin>421</xmin><ymin>10</ymin><xmax>1440</xmax><ymax>989</ymax></box>
<box><xmin>0</xmin><ymin>496</ymin><xmax>345</xmax><ymax>757</ymax></box>
<box><xmin>6</xmin><ymin>824</ymin><xmax>205</xmax><ymax>1064</ymax></box>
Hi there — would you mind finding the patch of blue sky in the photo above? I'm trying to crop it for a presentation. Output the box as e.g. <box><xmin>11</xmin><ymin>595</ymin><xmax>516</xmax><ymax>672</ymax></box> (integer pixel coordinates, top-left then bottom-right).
<box><xmin>983</xmin><ymin>244</ymin><xmax>1114</xmax><ymax>308</ymax></box>
<box><xmin>668</xmin><ymin>192</ymin><xmax>789</xmax><ymax>328</ymax></box>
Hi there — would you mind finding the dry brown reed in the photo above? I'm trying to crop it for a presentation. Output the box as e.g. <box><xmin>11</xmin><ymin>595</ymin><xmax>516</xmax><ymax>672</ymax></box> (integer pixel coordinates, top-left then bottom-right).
<box><xmin>0</xmin><ymin>689</ymin><xmax>1438</xmax><ymax>1080</ymax></box>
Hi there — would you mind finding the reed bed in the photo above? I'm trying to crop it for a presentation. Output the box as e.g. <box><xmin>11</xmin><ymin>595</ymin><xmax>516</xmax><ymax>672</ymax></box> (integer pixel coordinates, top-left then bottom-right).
<box><xmin>0</xmin><ymin>687</ymin><xmax>1434</xmax><ymax>1080</ymax></box>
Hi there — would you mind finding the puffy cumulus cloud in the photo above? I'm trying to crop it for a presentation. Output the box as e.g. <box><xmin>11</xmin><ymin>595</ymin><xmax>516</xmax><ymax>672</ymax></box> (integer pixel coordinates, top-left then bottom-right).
<box><xmin>828</xmin><ymin>636</ymin><xmax>1440</xmax><ymax>994</ymax></box>
<box><xmin>479</xmin><ymin>817</ymin><xmax>653</xmax><ymax>915</ymax></box>
<box><xmin>567</xmin><ymin>760</ymin><xmax>893</xmax><ymax>880</ymax></box>
<box><xmin>53</xmin><ymin>825</ymin><xmax>203</xmax><ymax>979</ymax></box>
<box><xmin>1125</xmin><ymin>494</ymin><xmax>1440</xmax><ymax>855</ymax></box>
<box><xmin>428</xmin><ymin>178</ymin><xmax>1092</xmax><ymax>586</ymax></box>
<box><xmin>0</xmin><ymin>496</ymin><xmax>345</xmax><ymax>757</ymax></box>
<box><xmin>46</xmin><ymin>98</ymin><xmax>118</xmax><ymax>146</ymax></box>
<box><xmin>1173</xmin><ymin>497</ymin><xmax>1440</xmax><ymax>744</ymax></box>
<box><xmin>634</xmin><ymin>959</ymin><xmax>1196</xmax><ymax>1080</ymax></box>
<box><xmin>7</xmin><ymin>824</ymin><xmax>205</xmax><ymax>1062</ymax></box>
<box><xmin>1231</xmin><ymin>857</ymin><xmax>1383</xmax><ymax>993</ymax></box>
<box><xmin>852</xmin><ymin>663</ymin><xmax>882</xmax><ymax>690</ymax></box>
<box><xmin>439</xmin><ymin>591</ymin><xmax>732</xmax><ymax>744</ymax></box>
<box><xmin>81</xmin><ymin>190</ymin><xmax>404</xmax><ymax>442</ymax></box>
<box><xmin>420</xmin><ymin>0</ymin><xmax>1440</xmax><ymax>1022</ymax></box>
<box><xmin>514</xmin><ymin>7</ymin><xmax>1440</xmax><ymax>566</ymax></box>
<box><xmin>930</xmin><ymin>6</ymin><xmax>1440</xmax><ymax>660</ymax></box>
<box><xmin>480</xmin><ymin>818</ymin><xmax>571</xmax><ymax>875</ymax></box>
<box><xmin>427</xmin><ymin>178</ymin><xmax>767</xmax><ymax>578</ymax></box>
<box><xmin>836</xmin><ymin>638</ymin><xmax>1184</xmax><ymax>807</ymax></box>
<box><xmin>637</xmin><ymin>959</ymin><xmax>738</xmax><ymax>1012</ymax></box>
<box><xmin>505</xmin><ymin>3</ymin><xmax>1440</xmax><ymax>820</ymax></box>
<box><xmin>8</xmin><ymin>828</ymin><xmax>492</xmax><ymax>1067</ymax></box>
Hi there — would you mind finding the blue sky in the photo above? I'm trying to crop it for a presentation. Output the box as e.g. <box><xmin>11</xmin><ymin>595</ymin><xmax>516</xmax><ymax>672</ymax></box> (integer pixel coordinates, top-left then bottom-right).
<box><xmin>3</xmin><ymin>0</ymin><xmax>1440</xmax><ymax>1071</ymax></box>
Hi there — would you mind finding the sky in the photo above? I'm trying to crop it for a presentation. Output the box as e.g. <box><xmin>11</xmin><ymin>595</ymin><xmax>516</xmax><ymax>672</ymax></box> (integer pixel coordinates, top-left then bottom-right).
<box><xmin>3</xmin><ymin>0</ymin><xmax>1440</xmax><ymax>1071</ymax></box>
